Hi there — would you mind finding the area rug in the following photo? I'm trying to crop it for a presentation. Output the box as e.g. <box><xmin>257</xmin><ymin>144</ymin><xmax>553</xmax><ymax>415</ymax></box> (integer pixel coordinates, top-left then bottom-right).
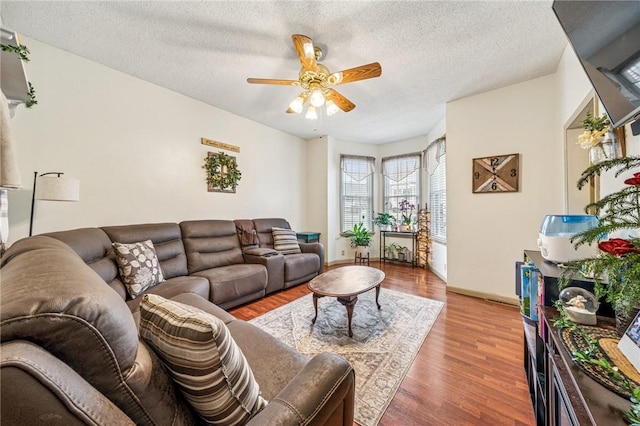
<box><xmin>249</xmin><ymin>288</ymin><xmax>444</xmax><ymax>426</ymax></box>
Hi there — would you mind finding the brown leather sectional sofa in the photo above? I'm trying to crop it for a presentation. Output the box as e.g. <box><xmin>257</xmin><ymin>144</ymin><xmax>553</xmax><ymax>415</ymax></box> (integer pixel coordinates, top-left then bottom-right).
<box><xmin>0</xmin><ymin>218</ymin><xmax>354</xmax><ymax>425</ymax></box>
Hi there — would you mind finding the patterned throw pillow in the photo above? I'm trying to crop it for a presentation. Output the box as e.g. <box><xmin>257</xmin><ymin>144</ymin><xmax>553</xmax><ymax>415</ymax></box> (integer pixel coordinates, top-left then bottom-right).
<box><xmin>112</xmin><ymin>240</ymin><xmax>164</xmax><ymax>298</ymax></box>
<box><xmin>272</xmin><ymin>227</ymin><xmax>301</xmax><ymax>254</ymax></box>
<box><xmin>139</xmin><ymin>294</ymin><xmax>268</xmax><ymax>425</ymax></box>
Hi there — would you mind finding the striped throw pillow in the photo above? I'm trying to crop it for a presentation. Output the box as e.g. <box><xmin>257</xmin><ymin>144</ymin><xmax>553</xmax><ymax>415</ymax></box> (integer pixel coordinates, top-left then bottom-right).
<box><xmin>272</xmin><ymin>227</ymin><xmax>301</xmax><ymax>254</ymax></box>
<box><xmin>139</xmin><ymin>294</ymin><xmax>267</xmax><ymax>425</ymax></box>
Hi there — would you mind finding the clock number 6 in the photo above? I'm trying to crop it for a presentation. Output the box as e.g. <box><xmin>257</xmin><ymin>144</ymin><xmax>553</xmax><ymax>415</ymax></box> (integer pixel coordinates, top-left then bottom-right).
<box><xmin>491</xmin><ymin>182</ymin><xmax>498</xmax><ymax>190</ymax></box>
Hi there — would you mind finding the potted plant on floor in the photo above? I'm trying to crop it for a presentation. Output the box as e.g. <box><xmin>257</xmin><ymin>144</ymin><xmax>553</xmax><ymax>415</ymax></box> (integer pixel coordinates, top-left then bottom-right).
<box><xmin>373</xmin><ymin>212</ymin><xmax>395</xmax><ymax>231</ymax></box>
<box><xmin>559</xmin><ymin>156</ymin><xmax>640</xmax><ymax>335</ymax></box>
<box><xmin>344</xmin><ymin>221</ymin><xmax>373</xmax><ymax>259</ymax></box>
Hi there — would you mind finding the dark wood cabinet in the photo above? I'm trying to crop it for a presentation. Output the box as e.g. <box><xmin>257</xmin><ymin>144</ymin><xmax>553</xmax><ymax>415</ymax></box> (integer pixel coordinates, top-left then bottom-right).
<box><xmin>542</xmin><ymin>308</ymin><xmax>628</xmax><ymax>425</ymax></box>
<box><xmin>521</xmin><ymin>250</ymin><xmax>628</xmax><ymax>426</ymax></box>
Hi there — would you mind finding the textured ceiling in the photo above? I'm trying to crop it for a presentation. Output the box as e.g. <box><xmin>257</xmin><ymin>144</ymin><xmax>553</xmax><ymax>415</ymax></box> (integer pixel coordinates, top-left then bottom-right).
<box><xmin>1</xmin><ymin>1</ymin><xmax>568</xmax><ymax>144</ymax></box>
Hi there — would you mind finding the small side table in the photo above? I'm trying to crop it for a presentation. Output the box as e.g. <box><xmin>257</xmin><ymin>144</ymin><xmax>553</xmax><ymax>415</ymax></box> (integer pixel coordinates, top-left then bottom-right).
<box><xmin>296</xmin><ymin>232</ymin><xmax>321</xmax><ymax>243</ymax></box>
<box><xmin>354</xmin><ymin>252</ymin><xmax>370</xmax><ymax>266</ymax></box>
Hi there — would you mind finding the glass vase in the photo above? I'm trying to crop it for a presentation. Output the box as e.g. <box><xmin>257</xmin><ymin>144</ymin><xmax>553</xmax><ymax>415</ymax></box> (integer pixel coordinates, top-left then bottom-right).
<box><xmin>589</xmin><ymin>131</ymin><xmax>620</xmax><ymax>165</ymax></box>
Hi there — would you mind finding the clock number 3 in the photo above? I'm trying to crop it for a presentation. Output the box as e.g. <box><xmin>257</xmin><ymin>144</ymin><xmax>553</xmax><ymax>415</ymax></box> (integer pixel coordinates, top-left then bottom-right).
<box><xmin>510</xmin><ymin>168</ymin><xmax>517</xmax><ymax>177</ymax></box>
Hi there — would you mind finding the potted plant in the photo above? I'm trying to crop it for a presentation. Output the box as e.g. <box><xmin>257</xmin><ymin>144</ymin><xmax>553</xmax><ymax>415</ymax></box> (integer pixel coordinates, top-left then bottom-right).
<box><xmin>344</xmin><ymin>221</ymin><xmax>373</xmax><ymax>258</ymax></box>
<box><xmin>559</xmin><ymin>156</ymin><xmax>640</xmax><ymax>335</ymax></box>
<box><xmin>384</xmin><ymin>243</ymin><xmax>396</xmax><ymax>259</ymax></box>
<box><xmin>398</xmin><ymin>199</ymin><xmax>415</xmax><ymax>232</ymax></box>
<box><xmin>398</xmin><ymin>246</ymin><xmax>408</xmax><ymax>262</ymax></box>
<box><xmin>373</xmin><ymin>212</ymin><xmax>395</xmax><ymax>231</ymax></box>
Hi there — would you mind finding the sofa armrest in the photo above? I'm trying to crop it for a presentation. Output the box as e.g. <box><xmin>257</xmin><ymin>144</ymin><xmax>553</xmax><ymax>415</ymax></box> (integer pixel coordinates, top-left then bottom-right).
<box><xmin>1</xmin><ymin>340</ymin><xmax>135</xmax><ymax>425</ymax></box>
<box><xmin>247</xmin><ymin>352</ymin><xmax>354</xmax><ymax>426</ymax></box>
<box><xmin>243</xmin><ymin>251</ymin><xmax>285</xmax><ymax>294</ymax></box>
<box><xmin>300</xmin><ymin>242</ymin><xmax>325</xmax><ymax>273</ymax></box>
<box><xmin>244</xmin><ymin>247</ymin><xmax>279</xmax><ymax>257</ymax></box>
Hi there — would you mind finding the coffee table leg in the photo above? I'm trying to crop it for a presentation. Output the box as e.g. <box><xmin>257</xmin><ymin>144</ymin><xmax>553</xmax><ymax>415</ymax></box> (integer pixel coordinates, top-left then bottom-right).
<box><xmin>312</xmin><ymin>293</ymin><xmax>319</xmax><ymax>324</ymax></box>
<box><xmin>375</xmin><ymin>284</ymin><xmax>381</xmax><ymax>310</ymax></box>
<box><xmin>338</xmin><ymin>296</ymin><xmax>357</xmax><ymax>337</ymax></box>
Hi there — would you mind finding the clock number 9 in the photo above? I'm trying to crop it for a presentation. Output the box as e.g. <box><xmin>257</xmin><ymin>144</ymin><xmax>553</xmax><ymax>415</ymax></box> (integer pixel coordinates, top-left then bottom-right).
<box><xmin>474</xmin><ymin>172</ymin><xmax>480</xmax><ymax>179</ymax></box>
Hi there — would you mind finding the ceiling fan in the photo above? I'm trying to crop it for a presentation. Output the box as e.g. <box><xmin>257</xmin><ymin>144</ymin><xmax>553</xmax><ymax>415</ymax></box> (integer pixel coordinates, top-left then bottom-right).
<box><xmin>247</xmin><ymin>34</ymin><xmax>382</xmax><ymax>118</ymax></box>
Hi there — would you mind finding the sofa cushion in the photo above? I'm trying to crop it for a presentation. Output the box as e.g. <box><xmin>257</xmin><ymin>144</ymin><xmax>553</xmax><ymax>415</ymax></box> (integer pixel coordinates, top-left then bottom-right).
<box><xmin>102</xmin><ymin>223</ymin><xmax>188</xmax><ymax>279</ymax></box>
<box><xmin>180</xmin><ymin>220</ymin><xmax>245</xmax><ymax>274</ymax></box>
<box><xmin>192</xmin><ymin>264</ymin><xmax>267</xmax><ymax>307</ymax></box>
<box><xmin>283</xmin><ymin>252</ymin><xmax>321</xmax><ymax>283</ymax></box>
<box><xmin>272</xmin><ymin>227</ymin><xmax>301</xmax><ymax>255</ymax></box>
<box><xmin>139</xmin><ymin>294</ymin><xmax>267</xmax><ymax>425</ymax></box>
<box><xmin>253</xmin><ymin>218</ymin><xmax>292</xmax><ymax>249</ymax></box>
<box><xmin>113</xmin><ymin>240</ymin><xmax>165</xmax><ymax>298</ymax></box>
<box><xmin>126</xmin><ymin>275</ymin><xmax>210</xmax><ymax>314</ymax></box>
<box><xmin>44</xmin><ymin>228</ymin><xmax>125</xmax><ymax>298</ymax></box>
<box><xmin>227</xmin><ymin>321</ymin><xmax>308</xmax><ymax>401</ymax></box>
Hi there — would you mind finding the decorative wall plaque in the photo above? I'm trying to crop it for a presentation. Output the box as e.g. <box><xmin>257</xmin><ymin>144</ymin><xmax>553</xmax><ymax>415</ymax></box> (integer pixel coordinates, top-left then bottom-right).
<box><xmin>472</xmin><ymin>153</ymin><xmax>519</xmax><ymax>193</ymax></box>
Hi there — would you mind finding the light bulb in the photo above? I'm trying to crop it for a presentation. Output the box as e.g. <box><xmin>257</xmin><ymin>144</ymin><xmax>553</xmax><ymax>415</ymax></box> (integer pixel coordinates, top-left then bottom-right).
<box><xmin>303</xmin><ymin>42</ymin><xmax>315</xmax><ymax>58</ymax></box>
<box><xmin>289</xmin><ymin>96</ymin><xmax>304</xmax><ymax>114</ymax></box>
<box><xmin>326</xmin><ymin>99</ymin><xmax>339</xmax><ymax>116</ymax></box>
<box><xmin>310</xmin><ymin>90</ymin><xmax>325</xmax><ymax>107</ymax></box>
<box><xmin>305</xmin><ymin>105</ymin><xmax>318</xmax><ymax>120</ymax></box>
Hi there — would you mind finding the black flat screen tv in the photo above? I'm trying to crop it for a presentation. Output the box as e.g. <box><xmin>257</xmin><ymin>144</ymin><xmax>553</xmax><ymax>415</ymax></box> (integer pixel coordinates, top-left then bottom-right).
<box><xmin>552</xmin><ymin>0</ymin><xmax>640</xmax><ymax>128</ymax></box>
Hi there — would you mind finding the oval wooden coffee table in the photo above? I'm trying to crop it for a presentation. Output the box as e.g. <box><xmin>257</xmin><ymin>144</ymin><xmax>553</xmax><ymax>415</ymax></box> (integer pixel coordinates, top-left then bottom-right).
<box><xmin>307</xmin><ymin>265</ymin><xmax>385</xmax><ymax>337</ymax></box>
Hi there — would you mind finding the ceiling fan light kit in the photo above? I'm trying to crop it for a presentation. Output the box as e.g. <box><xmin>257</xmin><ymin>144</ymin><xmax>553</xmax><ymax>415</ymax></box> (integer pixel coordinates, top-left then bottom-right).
<box><xmin>247</xmin><ymin>34</ymin><xmax>382</xmax><ymax>120</ymax></box>
<box><xmin>305</xmin><ymin>105</ymin><xmax>318</xmax><ymax>120</ymax></box>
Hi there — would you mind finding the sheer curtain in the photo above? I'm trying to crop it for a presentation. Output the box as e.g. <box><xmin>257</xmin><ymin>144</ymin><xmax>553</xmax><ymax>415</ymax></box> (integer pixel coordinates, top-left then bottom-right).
<box><xmin>382</xmin><ymin>153</ymin><xmax>421</xmax><ymax>225</ymax></box>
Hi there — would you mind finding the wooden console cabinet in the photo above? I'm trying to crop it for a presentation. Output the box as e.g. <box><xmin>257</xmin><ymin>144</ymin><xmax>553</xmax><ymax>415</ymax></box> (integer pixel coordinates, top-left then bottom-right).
<box><xmin>522</xmin><ymin>250</ymin><xmax>628</xmax><ymax>425</ymax></box>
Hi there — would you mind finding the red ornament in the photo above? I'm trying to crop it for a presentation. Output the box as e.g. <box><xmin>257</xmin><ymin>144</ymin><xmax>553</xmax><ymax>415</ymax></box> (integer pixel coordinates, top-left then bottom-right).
<box><xmin>599</xmin><ymin>238</ymin><xmax>640</xmax><ymax>256</ymax></box>
<box><xmin>624</xmin><ymin>172</ymin><xmax>640</xmax><ymax>186</ymax></box>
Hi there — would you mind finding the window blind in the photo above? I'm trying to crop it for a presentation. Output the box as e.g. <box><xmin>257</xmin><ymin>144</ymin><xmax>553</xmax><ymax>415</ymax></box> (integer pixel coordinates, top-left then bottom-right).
<box><xmin>429</xmin><ymin>151</ymin><xmax>446</xmax><ymax>242</ymax></box>
<box><xmin>341</xmin><ymin>155</ymin><xmax>375</xmax><ymax>232</ymax></box>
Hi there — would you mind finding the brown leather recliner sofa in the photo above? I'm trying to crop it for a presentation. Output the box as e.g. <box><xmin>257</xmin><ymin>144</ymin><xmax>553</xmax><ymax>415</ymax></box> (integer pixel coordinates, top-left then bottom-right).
<box><xmin>0</xmin><ymin>219</ymin><xmax>353</xmax><ymax>425</ymax></box>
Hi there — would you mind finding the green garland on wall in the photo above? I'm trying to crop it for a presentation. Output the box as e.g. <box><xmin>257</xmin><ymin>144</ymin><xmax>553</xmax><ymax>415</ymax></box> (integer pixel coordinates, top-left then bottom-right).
<box><xmin>203</xmin><ymin>151</ymin><xmax>241</xmax><ymax>191</ymax></box>
<box><xmin>1</xmin><ymin>43</ymin><xmax>38</xmax><ymax>108</ymax></box>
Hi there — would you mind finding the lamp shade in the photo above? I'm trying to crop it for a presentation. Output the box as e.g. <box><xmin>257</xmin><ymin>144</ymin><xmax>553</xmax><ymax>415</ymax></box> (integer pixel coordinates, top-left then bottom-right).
<box><xmin>35</xmin><ymin>176</ymin><xmax>80</xmax><ymax>201</ymax></box>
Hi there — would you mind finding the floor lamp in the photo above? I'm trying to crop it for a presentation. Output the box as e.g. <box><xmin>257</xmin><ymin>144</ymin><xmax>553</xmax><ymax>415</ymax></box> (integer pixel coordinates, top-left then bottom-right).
<box><xmin>29</xmin><ymin>171</ymin><xmax>80</xmax><ymax>236</ymax></box>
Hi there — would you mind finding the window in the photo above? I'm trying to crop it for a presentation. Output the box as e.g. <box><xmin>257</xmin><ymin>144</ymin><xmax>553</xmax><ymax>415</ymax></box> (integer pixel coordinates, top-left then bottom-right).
<box><xmin>382</xmin><ymin>154</ymin><xmax>421</xmax><ymax>225</ymax></box>
<box><xmin>340</xmin><ymin>155</ymin><xmax>375</xmax><ymax>232</ymax></box>
<box><xmin>428</xmin><ymin>140</ymin><xmax>446</xmax><ymax>242</ymax></box>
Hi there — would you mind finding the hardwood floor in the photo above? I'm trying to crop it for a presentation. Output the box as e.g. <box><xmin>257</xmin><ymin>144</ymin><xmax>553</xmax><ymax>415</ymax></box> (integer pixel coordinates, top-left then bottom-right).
<box><xmin>229</xmin><ymin>262</ymin><xmax>535</xmax><ymax>426</ymax></box>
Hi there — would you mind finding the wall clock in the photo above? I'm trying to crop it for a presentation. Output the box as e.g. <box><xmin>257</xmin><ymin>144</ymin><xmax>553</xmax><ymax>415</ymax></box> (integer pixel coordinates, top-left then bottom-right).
<box><xmin>472</xmin><ymin>153</ymin><xmax>519</xmax><ymax>193</ymax></box>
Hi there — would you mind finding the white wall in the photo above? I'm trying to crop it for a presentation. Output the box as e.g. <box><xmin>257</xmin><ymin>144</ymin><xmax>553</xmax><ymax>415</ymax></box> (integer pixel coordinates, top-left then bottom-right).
<box><xmin>557</xmin><ymin>45</ymin><xmax>593</xmax><ymax>123</ymax></box>
<box><xmin>305</xmin><ymin>136</ymin><xmax>328</xmax><ymax>249</ymax></box>
<box><xmin>6</xmin><ymin>38</ymin><xmax>308</xmax><ymax>242</ymax></box>
<box><xmin>446</xmin><ymin>74</ymin><xmax>561</xmax><ymax>303</ymax></box>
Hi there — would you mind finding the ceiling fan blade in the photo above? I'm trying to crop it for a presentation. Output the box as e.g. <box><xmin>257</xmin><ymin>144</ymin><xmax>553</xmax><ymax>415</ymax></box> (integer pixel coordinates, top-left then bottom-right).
<box><xmin>291</xmin><ymin>34</ymin><xmax>317</xmax><ymax>72</ymax></box>
<box><xmin>328</xmin><ymin>62</ymin><xmax>382</xmax><ymax>85</ymax></box>
<box><xmin>247</xmin><ymin>78</ymin><xmax>298</xmax><ymax>86</ymax></box>
<box><xmin>286</xmin><ymin>92</ymin><xmax>309</xmax><ymax>114</ymax></box>
<box><xmin>326</xmin><ymin>88</ymin><xmax>355</xmax><ymax>112</ymax></box>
